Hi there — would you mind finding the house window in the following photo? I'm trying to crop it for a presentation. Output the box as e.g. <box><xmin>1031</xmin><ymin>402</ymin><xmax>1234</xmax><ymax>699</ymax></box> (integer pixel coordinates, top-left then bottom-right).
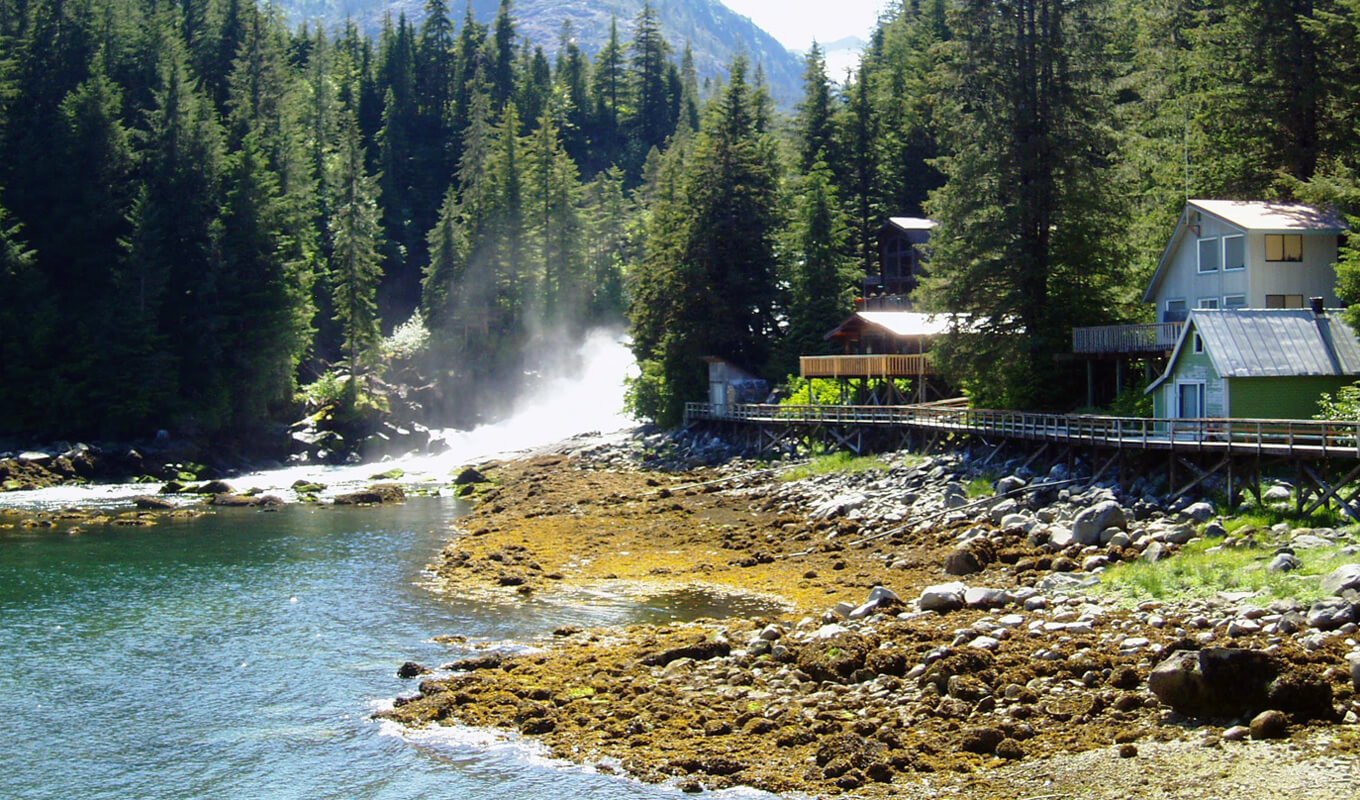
<box><xmin>1164</xmin><ymin>298</ymin><xmax>1187</xmax><ymax>323</ymax></box>
<box><xmin>1223</xmin><ymin>234</ymin><xmax>1245</xmax><ymax>270</ymax></box>
<box><xmin>1197</xmin><ymin>237</ymin><xmax>1220</xmax><ymax>272</ymax></box>
<box><xmin>1224</xmin><ymin>294</ymin><xmax>1247</xmax><ymax>309</ymax></box>
<box><xmin>1266</xmin><ymin>294</ymin><xmax>1305</xmax><ymax>309</ymax></box>
<box><xmin>1193</xmin><ymin>334</ymin><xmax>1204</xmax><ymax>353</ymax></box>
<box><xmin>1265</xmin><ymin>233</ymin><xmax>1303</xmax><ymax>262</ymax></box>
<box><xmin>1198</xmin><ymin>298</ymin><xmax>1219</xmax><ymax>309</ymax></box>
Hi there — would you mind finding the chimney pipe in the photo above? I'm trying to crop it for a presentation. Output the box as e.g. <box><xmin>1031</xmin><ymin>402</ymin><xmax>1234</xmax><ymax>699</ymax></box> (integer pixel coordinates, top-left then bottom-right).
<box><xmin>1310</xmin><ymin>297</ymin><xmax>1325</xmax><ymax>315</ymax></box>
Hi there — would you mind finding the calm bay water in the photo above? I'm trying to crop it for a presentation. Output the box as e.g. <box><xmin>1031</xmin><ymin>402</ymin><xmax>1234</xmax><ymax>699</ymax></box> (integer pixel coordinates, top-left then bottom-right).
<box><xmin>0</xmin><ymin>501</ymin><xmax>775</xmax><ymax>800</ymax></box>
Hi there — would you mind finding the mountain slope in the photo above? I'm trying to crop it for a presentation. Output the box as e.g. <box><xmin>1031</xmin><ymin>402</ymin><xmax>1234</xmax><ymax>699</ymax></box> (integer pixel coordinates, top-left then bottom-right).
<box><xmin>278</xmin><ymin>0</ymin><xmax>806</xmax><ymax>107</ymax></box>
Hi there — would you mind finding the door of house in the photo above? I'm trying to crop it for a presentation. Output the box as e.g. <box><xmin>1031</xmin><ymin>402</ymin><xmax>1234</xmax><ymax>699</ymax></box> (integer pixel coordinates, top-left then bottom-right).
<box><xmin>1176</xmin><ymin>382</ymin><xmax>1204</xmax><ymax>418</ymax></box>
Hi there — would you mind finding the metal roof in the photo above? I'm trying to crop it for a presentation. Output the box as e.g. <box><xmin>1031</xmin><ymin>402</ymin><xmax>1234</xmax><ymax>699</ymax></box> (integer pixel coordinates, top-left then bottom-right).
<box><xmin>885</xmin><ymin>217</ymin><xmax>938</xmax><ymax>232</ymax></box>
<box><xmin>1148</xmin><ymin>309</ymin><xmax>1360</xmax><ymax>392</ymax></box>
<box><xmin>1142</xmin><ymin>200</ymin><xmax>1347</xmax><ymax>303</ymax></box>
<box><xmin>1189</xmin><ymin>199</ymin><xmax>1347</xmax><ymax>233</ymax></box>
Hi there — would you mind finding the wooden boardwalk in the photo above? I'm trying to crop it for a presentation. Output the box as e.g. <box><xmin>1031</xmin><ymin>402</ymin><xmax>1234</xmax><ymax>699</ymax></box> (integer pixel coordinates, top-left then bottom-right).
<box><xmin>685</xmin><ymin>402</ymin><xmax>1360</xmax><ymax>517</ymax></box>
<box><xmin>685</xmin><ymin>402</ymin><xmax>1360</xmax><ymax>460</ymax></box>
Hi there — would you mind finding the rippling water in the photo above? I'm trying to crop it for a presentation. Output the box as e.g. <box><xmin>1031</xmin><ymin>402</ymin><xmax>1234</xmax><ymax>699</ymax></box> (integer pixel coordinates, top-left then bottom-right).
<box><xmin>0</xmin><ymin>331</ymin><xmax>780</xmax><ymax>799</ymax></box>
<box><xmin>0</xmin><ymin>502</ymin><xmax>779</xmax><ymax>800</ymax></box>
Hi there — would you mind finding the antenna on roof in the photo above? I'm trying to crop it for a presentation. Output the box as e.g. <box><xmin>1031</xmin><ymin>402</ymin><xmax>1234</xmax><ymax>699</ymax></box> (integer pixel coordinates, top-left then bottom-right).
<box><xmin>1183</xmin><ymin>117</ymin><xmax>1191</xmax><ymax>201</ymax></box>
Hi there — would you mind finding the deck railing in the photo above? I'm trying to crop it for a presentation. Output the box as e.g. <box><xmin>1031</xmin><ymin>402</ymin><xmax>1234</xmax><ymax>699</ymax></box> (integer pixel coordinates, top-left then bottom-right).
<box><xmin>799</xmin><ymin>354</ymin><xmax>934</xmax><ymax>378</ymax></box>
<box><xmin>1072</xmin><ymin>322</ymin><xmax>1184</xmax><ymax>354</ymax></box>
<box><xmin>684</xmin><ymin>402</ymin><xmax>1360</xmax><ymax>459</ymax></box>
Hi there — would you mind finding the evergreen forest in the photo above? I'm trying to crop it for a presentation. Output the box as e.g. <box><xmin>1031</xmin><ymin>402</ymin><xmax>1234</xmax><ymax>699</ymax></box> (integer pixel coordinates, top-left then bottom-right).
<box><xmin>2</xmin><ymin>0</ymin><xmax>1360</xmax><ymax>443</ymax></box>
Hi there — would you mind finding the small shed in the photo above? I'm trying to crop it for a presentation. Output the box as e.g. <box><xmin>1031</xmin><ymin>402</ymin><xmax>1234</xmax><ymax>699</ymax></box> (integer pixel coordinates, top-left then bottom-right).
<box><xmin>1147</xmin><ymin>307</ymin><xmax>1360</xmax><ymax>419</ymax></box>
<box><xmin>703</xmin><ymin>357</ymin><xmax>768</xmax><ymax>413</ymax></box>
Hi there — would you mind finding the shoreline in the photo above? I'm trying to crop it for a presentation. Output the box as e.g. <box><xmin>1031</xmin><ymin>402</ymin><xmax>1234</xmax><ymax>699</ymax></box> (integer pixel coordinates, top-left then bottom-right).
<box><xmin>382</xmin><ymin>441</ymin><xmax>1360</xmax><ymax>798</ymax></box>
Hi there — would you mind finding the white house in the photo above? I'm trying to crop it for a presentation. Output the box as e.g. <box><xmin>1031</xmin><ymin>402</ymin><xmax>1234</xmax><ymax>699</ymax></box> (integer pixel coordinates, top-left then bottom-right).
<box><xmin>1142</xmin><ymin>199</ymin><xmax>1347</xmax><ymax>323</ymax></box>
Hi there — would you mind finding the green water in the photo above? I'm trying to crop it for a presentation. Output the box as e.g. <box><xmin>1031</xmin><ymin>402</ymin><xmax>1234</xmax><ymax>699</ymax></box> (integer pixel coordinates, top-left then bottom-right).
<box><xmin>0</xmin><ymin>500</ymin><xmax>777</xmax><ymax>799</ymax></box>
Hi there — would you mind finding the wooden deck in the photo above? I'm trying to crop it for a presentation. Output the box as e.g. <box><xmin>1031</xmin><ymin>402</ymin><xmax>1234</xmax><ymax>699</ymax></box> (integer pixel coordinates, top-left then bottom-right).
<box><xmin>685</xmin><ymin>402</ymin><xmax>1360</xmax><ymax>460</ymax></box>
<box><xmin>799</xmin><ymin>354</ymin><xmax>934</xmax><ymax>379</ymax></box>
<box><xmin>1072</xmin><ymin>322</ymin><xmax>1183</xmax><ymax>355</ymax></box>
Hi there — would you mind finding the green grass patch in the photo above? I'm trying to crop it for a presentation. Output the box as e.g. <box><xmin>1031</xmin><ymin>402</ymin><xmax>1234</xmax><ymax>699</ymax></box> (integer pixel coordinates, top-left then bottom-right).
<box><xmin>1095</xmin><ymin>532</ymin><xmax>1356</xmax><ymax>606</ymax></box>
<box><xmin>780</xmin><ymin>451</ymin><xmax>889</xmax><ymax>482</ymax></box>
<box><xmin>964</xmin><ymin>475</ymin><xmax>996</xmax><ymax>499</ymax></box>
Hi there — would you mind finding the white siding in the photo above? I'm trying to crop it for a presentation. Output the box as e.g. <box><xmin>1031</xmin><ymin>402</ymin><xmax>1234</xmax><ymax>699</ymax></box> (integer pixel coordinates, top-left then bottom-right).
<box><xmin>1150</xmin><ymin>211</ymin><xmax>1340</xmax><ymax>316</ymax></box>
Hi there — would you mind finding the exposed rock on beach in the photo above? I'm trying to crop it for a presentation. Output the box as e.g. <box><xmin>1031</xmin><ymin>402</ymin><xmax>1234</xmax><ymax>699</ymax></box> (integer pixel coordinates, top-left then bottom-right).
<box><xmin>383</xmin><ymin>433</ymin><xmax>1360</xmax><ymax>798</ymax></box>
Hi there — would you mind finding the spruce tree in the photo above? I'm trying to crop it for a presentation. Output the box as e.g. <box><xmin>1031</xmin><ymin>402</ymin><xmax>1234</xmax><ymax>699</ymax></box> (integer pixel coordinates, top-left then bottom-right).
<box><xmin>925</xmin><ymin>0</ymin><xmax>1128</xmax><ymax>409</ymax></box>
<box><xmin>328</xmin><ymin>116</ymin><xmax>386</xmax><ymax>403</ymax></box>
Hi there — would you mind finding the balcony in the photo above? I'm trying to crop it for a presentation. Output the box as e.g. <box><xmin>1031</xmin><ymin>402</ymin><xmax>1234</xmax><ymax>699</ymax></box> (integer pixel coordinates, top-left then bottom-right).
<box><xmin>1072</xmin><ymin>322</ymin><xmax>1184</xmax><ymax>355</ymax></box>
<box><xmin>800</xmin><ymin>354</ymin><xmax>935</xmax><ymax>378</ymax></box>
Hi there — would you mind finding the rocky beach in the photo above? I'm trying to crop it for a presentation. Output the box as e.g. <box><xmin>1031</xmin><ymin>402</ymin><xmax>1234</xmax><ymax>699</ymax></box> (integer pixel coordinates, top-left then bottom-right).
<box><xmin>382</xmin><ymin>431</ymin><xmax>1360</xmax><ymax>798</ymax></box>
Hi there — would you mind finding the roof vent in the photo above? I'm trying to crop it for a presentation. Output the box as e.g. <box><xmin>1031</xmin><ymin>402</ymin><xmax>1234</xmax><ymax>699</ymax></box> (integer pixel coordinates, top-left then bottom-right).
<box><xmin>1310</xmin><ymin>297</ymin><xmax>1325</xmax><ymax>314</ymax></box>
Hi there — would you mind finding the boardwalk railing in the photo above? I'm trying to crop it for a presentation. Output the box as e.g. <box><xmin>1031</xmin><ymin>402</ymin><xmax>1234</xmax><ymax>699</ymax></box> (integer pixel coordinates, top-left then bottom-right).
<box><xmin>1072</xmin><ymin>322</ymin><xmax>1184</xmax><ymax>355</ymax></box>
<box><xmin>800</xmin><ymin>354</ymin><xmax>934</xmax><ymax>379</ymax></box>
<box><xmin>685</xmin><ymin>402</ymin><xmax>1360</xmax><ymax>459</ymax></box>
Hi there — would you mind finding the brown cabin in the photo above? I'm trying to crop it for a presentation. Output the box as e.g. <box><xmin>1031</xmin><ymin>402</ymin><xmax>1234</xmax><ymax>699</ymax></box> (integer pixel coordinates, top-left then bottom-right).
<box><xmin>866</xmin><ymin>217</ymin><xmax>936</xmax><ymax>302</ymax></box>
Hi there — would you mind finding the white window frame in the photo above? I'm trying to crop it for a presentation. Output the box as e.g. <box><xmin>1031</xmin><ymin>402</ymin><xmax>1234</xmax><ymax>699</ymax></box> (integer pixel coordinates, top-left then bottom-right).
<box><xmin>1164</xmin><ymin>298</ymin><xmax>1187</xmax><ymax>322</ymax></box>
<box><xmin>1197</xmin><ymin>236</ymin><xmax>1221</xmax><ymax>273</ymax></box>
<box><xmin>1222</xmin><ymin>234</ymin><xmax>1246</xmax><ymax>271</ymax></box>
<box><xmin>1198</xmin><ymin>297</ymin><xmax>1219</xmax><ymax>309</ymax></box>
<box><xmin>1223</xmin><ymin>293</ymin><xmax>1246</xmax><ymax>309</ymax></box>
<box><xmin>1174</xmin><ymin>380</ymin><xmax>1206</xmax><ymax>419</ymax></box>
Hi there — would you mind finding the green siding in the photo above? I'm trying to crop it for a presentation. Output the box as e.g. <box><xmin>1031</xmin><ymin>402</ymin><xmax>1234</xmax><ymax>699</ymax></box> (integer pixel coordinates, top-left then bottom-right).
<box><xmin>1227</xmin><ymin>376</ymin><xmax>1351</xmax><ymax>419</ymax></box>
<box><xmin>1153</xmin><ymin>330</ymin><xmax>1227</xmax><ymax>417</ymax></box>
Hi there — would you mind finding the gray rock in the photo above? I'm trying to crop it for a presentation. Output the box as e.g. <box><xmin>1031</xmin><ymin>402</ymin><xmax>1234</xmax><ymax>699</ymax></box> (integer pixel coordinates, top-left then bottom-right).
<box><xmin>867</xmin><ymin>586</ymin><xmax>900</xmax><ymax>605</ymax></box>
<box><xmin>1267</xmin><ymin>553</ymin><xmax>1303</xmax><ymax>573</ymax></box>
<box><xmin>1263</xmin><ymin>484</ymin><xmax>1292</xmax><ymax>503</ymax></box>
<box><xmin>919</xmin><ymin>582</ymin><xmax>967</xmax><ymax>612</ymax></box>
<box><xmin>999</xmin><ymin>513</ymin><xmax>1031</xmax><ymax>530</ymax></box>
<box><xmin>1203</xmin><ymin>520</ymin><xmax>1227</xmax><ymax>539</ymax></box>
<box><xmin>1048</xmin><ymin>526</ymin><xmax>1075</xmax><ymax>548</ymax></box>
<box><xmin>1221</xmin><ymin>725</ymin><xmax>1251</xmax><ymax>741</ymax></box>
<box><xmin>1321</xmin><ymin>564</ymin><xmax>1360</xmax><ymax>596</ymax></box>
<box><xmin>1183</xmin><ymin>502</ymin><xmax>1216</xmax><ymax>523</ymax></box>
<box><xmin>811</xmin><ymin>492</ymin><xmax>868</xmax><ymax>520</ymax></box>
<box><xmin>995</xmin><ymin>475</ymin><xmax>1027</xmax><ymax>495</ymax></box>
<box><xmin>812</xmin><ymin>624</ymin><xmax>851</xmax><ymax>639</ymax></box>
<box><xmin>1348</xmin><ymin>653</ymin><xmax>1360</xmax><ymax>691</ymax></box>
<box><xmin>1307</xmin><ymin>598</ymin><xmax>1357</xmax><ymax>631</ymax></box>
<box><xmin>1160</xmin><ymin>525</ymin><xmax>1197</xmax><ymax>545</ymax></box>
<box><xmin>964</xmin><ymin>587</ymin><xmax>1012</xmax><ymax>609</ymax></box>
<box><xmin>759</xmin><ymin>625</ymin><xmax>783</xmax><ymax>641</ymax></box>
<box><xmin>989</xmin><ymin>498</ymin><xmax>1019</xmax><ymax>525</ymax></box>
<box><xmin>1072</xmin><ymin>501</ymin><xmax>1128</xmax><ymax>546</ymax></box>
<box><xmin>832</xmin><ymin>601</ymin><xmax>856</xmax><ymax>618</ymax></box>
<box><xmin>1141</xmin><ymin>541</ymin><xmax>1171</xmax><ymax>563</ymax></box>
<box><xmin>1293</xmin><ymin>533</ymin><xmax>1334</xmax><ymax>549</ymax></box>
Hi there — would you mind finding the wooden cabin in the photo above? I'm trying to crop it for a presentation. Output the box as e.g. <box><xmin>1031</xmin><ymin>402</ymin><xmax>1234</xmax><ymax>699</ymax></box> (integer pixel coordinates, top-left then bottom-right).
<box><xmin>1147</xmin><ymin>305</ymin><xmax>1360</xmax><ymax>420</ymax></box>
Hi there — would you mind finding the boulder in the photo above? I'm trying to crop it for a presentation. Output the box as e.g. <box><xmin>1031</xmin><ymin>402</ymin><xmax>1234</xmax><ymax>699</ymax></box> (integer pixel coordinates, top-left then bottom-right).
<box><xmin>1249</xmin><ymin>709</ymin><xmax>1288</xmax><ymax>739</ymax></box>
<box><xmin>989</xmin><ymin>498</ymin><xmax>1018</xmax><ymax>525</ymax></box>
<box><xmin>211</xmin><ymin>493</ymin><xmax>259</xmax><ymax>507</ymax></box>
<box><xmin>1321</xmin><ymin>564</ymin><xmax>1360</xmax><ymax>596</ymax></box>
<box><xmin>919</xmin><ymin>582</ymin><xmax>967</xmax><ymax>612</ymax></box>
<box><xmin>195</xmin><ymin>480</ymin><xmax>235</xmax><ymax>495</ymax></box>
<box><xmin>1306</xmin><ymin>598</ymin><xmax>1356</xmax><ymax>631</ymax></box>
<box><xmin>811</xmin><ymin>492</ymin><xmax>868</xmax><ymax>520</ymax></box>
<box><xmin>1267</xmin><ymin>553</ymin><xmax>1302</xmax><ymax>573</ymax></box>
<box><xmin>1263</xmin><ymin>484</ymin><xmax>1292</xmax><ymax>503</ymax></box>
<box><xmin>132</xmin><ymin>495</ymin><xmax>175</xmax><ymax>510</ymax></box>
<box><xmin>1148</xmin><ymin>648</ymin><xmax>1277</xmax><ymax>717</ymax></box>
<box><xmin>944</xmin><ymin>548</ymin><xmax>985</xmax><ymax>576</ymax></box>
<box><xmin>334</xmin><ymin>483</ymin><xmax>406</xmax><ymax>505</ymax></box>
<box><xmin>453</xmin><ymin>466</ymin><xmax>489</xmax><ymax>485</ymax></box>
<box><xmin>964</xmin><ymin>587</ymin><xmax>1012</xmax><ymax>609</ymax></box>
<box><xmin>1072</xmin><ymin>501</ymin><xmax>1127</xmax><ymax>546</ymax></box>
<box><xmin>1182</xmin><ymin>502</ymin><xmax>1215</xmax><ymax>523</ymax></box>
<box><xmin>995</xmin><ymin>475</ymin><xmax>1027</xmax><ymax>495</ymax></box>
<box><xmin>1349</xmin><ymin>653</ymin><xmax>1360</xmax><ymax>692</ymax></box>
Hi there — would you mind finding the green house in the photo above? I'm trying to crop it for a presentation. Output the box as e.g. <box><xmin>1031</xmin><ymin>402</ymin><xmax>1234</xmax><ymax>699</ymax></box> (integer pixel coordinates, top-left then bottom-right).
<box><xmin>1147</xmin><ymin>307</ymin><xmax>1360</xmax><ymax>419</ymax></box>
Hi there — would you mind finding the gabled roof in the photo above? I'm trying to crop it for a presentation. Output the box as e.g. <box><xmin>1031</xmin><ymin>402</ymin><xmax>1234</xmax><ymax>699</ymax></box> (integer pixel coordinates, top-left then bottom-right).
<box><xmin>825</xmin><ymin>311</ymin><xmax>963</xmax><ymax>342</ymax></box>
<box><xmin>1188</xmin><ymin>200</ymin><xmax>1346</xmax><ymax>233</ymax></box>
<box><xmin>1142</xmin><ymin>200</ymin><xmax>1348</xmax><ymax>303</ymax></box>
<box><xmin>1147</xmin><ymin>309</ymin><xmax>1360</xmax><ymax>393</ymax></box>
<box><xmin>884</xmin><ymin>217</ymin><xmax>938</xmax><ymax>232</ymax></box>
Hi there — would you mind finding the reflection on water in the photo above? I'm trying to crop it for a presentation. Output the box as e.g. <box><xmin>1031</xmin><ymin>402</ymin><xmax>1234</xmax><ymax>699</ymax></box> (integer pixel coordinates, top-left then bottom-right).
<box><xmin>0</xmin><ymin>500</ymin><xmax>781</xmax><ymax>800</ymax></box>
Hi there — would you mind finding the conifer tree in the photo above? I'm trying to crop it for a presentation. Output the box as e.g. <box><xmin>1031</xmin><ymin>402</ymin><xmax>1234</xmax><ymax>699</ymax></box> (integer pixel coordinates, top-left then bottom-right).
<box><xmin>925</xmin><ymin>0</ymin><xmax>1128</xmax><ymax>409</ymax></box>
<box><xmin>328</xmin><ymin>116</ymin><xmax>386</xmax><ymax>402</ymax></box>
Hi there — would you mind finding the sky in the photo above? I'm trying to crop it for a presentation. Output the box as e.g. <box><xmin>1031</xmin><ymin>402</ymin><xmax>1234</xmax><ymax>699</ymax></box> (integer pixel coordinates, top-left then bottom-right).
<box><xmin>719</xmin><ymin>0</ymin><xmax>892</xmax><ymax>52</ymax></box>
